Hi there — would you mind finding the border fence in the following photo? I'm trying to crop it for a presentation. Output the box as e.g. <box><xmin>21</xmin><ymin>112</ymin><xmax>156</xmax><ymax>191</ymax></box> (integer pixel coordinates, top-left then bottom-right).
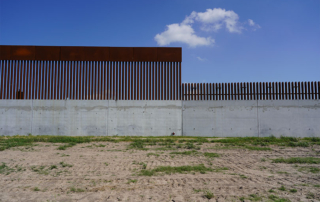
<box><xmin>0</xmin><ymin>45</ymin><xmax>181</xmax><ymax>100</ymax></box>
<box><xmin>182</xmin><ymin>82</ymin><xmax>320</xmax><ymax>100</ymax></box>
<box><xmin>0</xmin><ymin>45</ymin><xmax>319</xmax><ymax>101</ymax></box>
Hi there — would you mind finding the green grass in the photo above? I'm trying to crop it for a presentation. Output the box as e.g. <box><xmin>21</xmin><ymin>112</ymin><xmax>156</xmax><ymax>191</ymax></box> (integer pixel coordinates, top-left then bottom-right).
<box><xmin>138</xmin><ymin>164</ymin><xmax>214</xmax><ymax>176</ymax></box>
<box><xmin>272</xmin><ymin>157</ymin><xmax>320</xmax><ymax>164</ymax></box>
<box><xmin>33</xmin><ymin>187</ymin><xmax>40</xmax><ymax>191</ymax></box>
<box><xmin>298</xmin><ymin>166</ymin><xmax>320</xmax><ymax>173</ymax></box>
<box><xmin>49</xmin><ymin>165</ymin><xmax>57</xmax><ymax>170</ymax></box>
<box><xmin>70</xmin><ymin>187</ymin><xmax>85</xmax><ymax>192</ymax></box>
<box><xmin>306</xmin><ymin>192</ymin><xmax>315</xmax><ymax>199</ymax></box>
<box><xmin>60</xmin><ymin>162</ymin><xmax>73</xmax><ymax>168</ymax></box>
<box><xmin>147</xmin><ymin>153</ymin><xmax>160</xmax><ymax>157</ymax></box>
<box><xmin>204</xmin><ymin>191</ymin><xmax>214</xmax><ymax>199</ymax></box>
<box><xmin>244</xmin><ymin>146</ymin><xmax>272</xmax><ymax>151</ymax></box>
<box><xmin>30</xmin><ymin>165</ymin><xmax>49</xmax><ymax>175</ymax></box>
<box><xmin>248</xmin><ymin>194</ymin><xmax>262</xmax><ymax>201</ymax></box>
<box><xmin>203</xmin><ymin>152</ymin><xmax>220</xmax><ymax>158</ymax></box>
<box><xmin>278</xmin><ymin>185</ymin><xmax>286</xmax><ymax>191</ymax></box>
<box><xmin>127</xmin><ymin>179</ymin><xmax>138</xmax><ymax>184</ymax></box>
<box><xmin>1</xmin><ymin>135</ymin><xmax>318</xmax><ymax>151</ymax></box>
<box><xmin>0</xmin><ymin>162</ymin><xmax>15</xmax><ymax>175</ymax></box>
<box><xmin>170</xmin><ymin>150</ymin><xmax>198</xmax><ymax>155</ymax></box>
<box><xmin>314</xmin><ymin>184</ymin><xmax>320</xmax><ymax>188</ymax></box>
<box><xmin>289</xmin><ymin>189</ymin><xmax>297</xmax><ymax>193</ymax></box>
<box><xmin>268</xmin><ymin>195</ymin><xmax>291</xmax><ymax>202</ymax></box>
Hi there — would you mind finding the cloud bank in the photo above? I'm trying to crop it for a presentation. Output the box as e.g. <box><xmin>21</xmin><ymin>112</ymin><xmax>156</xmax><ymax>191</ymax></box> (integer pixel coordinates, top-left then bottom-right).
<box><xmin>155</xmin><ymin>8</ymin><xmax>260</xmax><ymax>47</ymax></box>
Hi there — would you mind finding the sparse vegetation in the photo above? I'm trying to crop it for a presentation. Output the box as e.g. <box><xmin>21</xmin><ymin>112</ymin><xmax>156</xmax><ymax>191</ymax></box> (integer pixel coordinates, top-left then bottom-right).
<box><xmin>33</xmin><ymin>187</ymin><xmax>40</xmax><ymax>191</ymax></box>
<box><xmin>289</xmin><ymin>189</ymin><xmax>297</xmax><ymax>193</ymax></box>
<box><xmin>272</xmin><ymin>157</ymin><xmax>320</xmax><ymax>164</ymax></box>
<box><xmin>60</xmin><ymin>162</ymin><xmax>73</xmax><ymax>168</ymax></box>
<box><xmin>278</xmin><ymin>185</ymin><xmax>286</xmax><ymax>191</ymax></box>
<box><xmin>70</xmin><ymin>187</ymin><xmax>85</xmax><ymax>192</ymax></box>
<box><xmin>170</xmin><ymin>150</ymin><xmax>198</xmax><ymax>155</ymax></box>
<box><xmin>147</xmin><ymin>152</ymin><xmax>160</xmax><ymax>157</ymax></box>
<box><xmin>139</xmin><ymin>164</ymin><xmax>214</xmax><ymax>176</ymax></box>
<box><xmin>204</xmin><ymin>191</ymin><xmax>214</xmax><ymax>199</ymax></box>
<box><xmin>203</xmin><ymin>152</ymin><xmax>219</xmax><ymax>158</ymax></box>
<box><xmin>127</xmin><ymin>179</ymin><xmax>138</xmax><ymax>184</ymax></box>
<box><xmin>268</xmin><ymin>195</ymin><xmax>291</xmax><ymax>202</ymax></box>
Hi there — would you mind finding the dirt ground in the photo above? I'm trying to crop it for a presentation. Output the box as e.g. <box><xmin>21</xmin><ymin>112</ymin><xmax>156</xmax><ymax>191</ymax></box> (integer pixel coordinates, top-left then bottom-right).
<box><xmin>0</xmin><ymin>141</ymin><xmax>319</xmax><ymax>202</ymax></box>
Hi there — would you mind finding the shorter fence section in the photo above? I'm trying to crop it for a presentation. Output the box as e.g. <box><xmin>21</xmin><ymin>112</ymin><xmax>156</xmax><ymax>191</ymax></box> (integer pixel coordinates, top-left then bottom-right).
<box><xmin>182</xmin><ymin>82</ymin><xmax>320</xmax><ymax>100</ymax></box>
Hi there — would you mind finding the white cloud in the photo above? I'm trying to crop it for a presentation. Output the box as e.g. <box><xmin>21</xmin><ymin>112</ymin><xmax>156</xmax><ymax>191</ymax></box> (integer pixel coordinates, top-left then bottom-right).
<box><xmin>154</xmin><ymin>23</ymin><xmax>214</xmax><ymax>47</ymax></box>
<box><xmin>155</xmin><ymin>8</ymin><xmax>259</xmax><ymax>47</ymax></box>
<box><xmin>197</xmin><ymin>56</ymin><xmax>206</xmax><ymax>61</ymax></box>
<box><xmin>248</xmin><ymin>19</ymin><xmax>255</xmax><ymax>26</ymax></box>
<box><xmin>248</xmin><ymin>19</ymin><xmax>261</xmax><ymax>31</ymax></box>
<box><xmin>195</xmin><ymin>8</ymin><xmax>242</xmax><ymax>33</ymax></box>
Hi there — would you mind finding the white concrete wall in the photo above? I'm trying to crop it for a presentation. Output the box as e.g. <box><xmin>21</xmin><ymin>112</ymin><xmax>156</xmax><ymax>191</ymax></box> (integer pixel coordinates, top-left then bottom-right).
<box><xmin>0</xmin><ymin>100</ymin><xmax>319</xmax><ymax>137</ymax></box>
<box><xmin>182</xmin><ymin>100</ymin><xmax>320</xmax><ymax>137</ymax></box>
<box><xmin>0</xmin><ymin>100</ymin><xmax>182</xmax><ymax>136</ymax></box>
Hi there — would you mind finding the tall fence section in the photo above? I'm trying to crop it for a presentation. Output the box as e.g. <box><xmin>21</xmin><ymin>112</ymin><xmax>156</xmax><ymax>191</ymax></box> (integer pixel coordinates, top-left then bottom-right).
<box><xmin>0</xmin><ymin>45</ymin><xmax>319</xmax><ymax>101</ymax></box>
<box><xmin>0</xmin><ymin>46</ymin><xmax>181</xmax><ymax>100</ymax></box>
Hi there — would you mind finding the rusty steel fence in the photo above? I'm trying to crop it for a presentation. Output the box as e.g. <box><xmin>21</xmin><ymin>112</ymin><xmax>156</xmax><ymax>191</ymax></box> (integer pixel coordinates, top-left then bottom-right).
<box><xmin>182</xmin><ymin>82</ymin><xmax>320</xmax><ymax>100</ymax></box>
<box><xmin>0</xmin><ymin>46</ymin><xmax>181</xmax><ymax>100</ymax></box>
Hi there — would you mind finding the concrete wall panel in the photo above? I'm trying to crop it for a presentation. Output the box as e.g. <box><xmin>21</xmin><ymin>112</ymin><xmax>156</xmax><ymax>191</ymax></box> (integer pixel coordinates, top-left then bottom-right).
<box><xmin>182</xmin><ymin>101</ymin><xmax>258</xmax><ymax>137</ymax></box>
<box><xmin>108</xmin><ymin>101</ymin><xmax>182</xmax><ymax>136</ymax></box>
<box><xmin>258</xmin><ymin>100</ymin><xmax>320</xmax><ymax>137</ymax></box>
<box><xmin>0</xmin><ymin>100</ymin><xmax>32</xmax><ymax>135</ymax></box>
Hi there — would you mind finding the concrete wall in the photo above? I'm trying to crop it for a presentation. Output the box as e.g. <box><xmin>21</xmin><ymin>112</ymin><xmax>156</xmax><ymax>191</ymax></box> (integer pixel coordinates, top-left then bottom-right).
<box><xmin>182</xmin><ymin>100</ymin><xmax>320</xmax><ymax>137</ymax></box>
<box><xmin>0</xmin><ymin>100</ymin><xmax>182</xmax><ymax>136</ymax></box>
<box><xmin>0</xmin><ymin>100</ymin><xmax>319</xmax><ymax>137</ymax></box>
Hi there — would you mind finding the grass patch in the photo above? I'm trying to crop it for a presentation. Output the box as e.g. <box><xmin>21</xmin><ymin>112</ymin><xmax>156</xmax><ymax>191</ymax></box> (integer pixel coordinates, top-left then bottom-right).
<box><xmin>57</xmin><ymin>142</ymin><xmax>76</xmax><ymax>150</ymax></box>
<box><xmin>278</xmin><ymin>185</ymin><xmax>286</xmax><ymax>191</ymax></box>
<box><xmin>306</xmin><ymin>192</ymin><xmax>315</xmax><ymax>199</ymax></box>
<box><xmin>170</xmin><ymin>150</ymin><xmax>198</xmax><ymax>155</ymax></box>
<box><xmin>289</xmin><ymin>189</ymin><xmax>297</xmax><ymax>193</ymax></box>
<box><xmin>268</xmin><ymin>195</ymin><xmax>291</xmax><ymax>202</ymax></box>
<box><xmin>0</xmin><ymin>163</ymin><xmax>15</xmax><ymax>175</ymax></box>
<box><xmin>33</xmin><ymin>187</ymin><xmax>40</xmax><ymax>191</ymax></box>
<box><xmin>60</xmin><ymin>162</ymin><xmax>73</xmax><ymax>168</ymax></box>
<box><xmin>248</xmin><ymin>194</ymin><xmax>262</xmax><ymax>201</ymax></box>
<box><xmin>204</xmin><ymin>152</ymin><xmax>219</xmax><ymax>158</ymax></box>
<box><xmin>204</xmin><ymin>191</ymin><xmax>214</xmax><ymax>199</ymax></box>
<box><xmin>147</xmin><ymin>153</ymin><xmax>159</xmax><ymax>157</ymax></box>
<box><xmin>138</xmin><ymin>164</ymin><xmax>214</xmax><ymax>176</ymax></box>
<box><xmin>244</xmin><ymin>146</ymin><xmax>272</xmax><ymax>151</ymax></box>
<box><xmin>298</xmin><ymin>166</ymin><xmax>320</xmax><ymax>173</ymax></box>
<box><xmin>30</xmin><ymin>165</ymin><xmax>49</xmax><ymax>175</ymax></box>
<box><xmin>127</xmin><ymin>179</ymin><xmax>137</xmax><ymax>184</ymax></box>
<box><xmin>70</xmin><ymin>187</ymin><xmax>85</xmax><ymax>192</ymax></box>
<box><xmin>272</xmin><ymin>157</ymin><xmax>320</xmax><ymax>164</ymax></box>
<box><xmin>50</xmin><ymin>165</ymin><xmax>57</xmax><ymax>170</ymax></box>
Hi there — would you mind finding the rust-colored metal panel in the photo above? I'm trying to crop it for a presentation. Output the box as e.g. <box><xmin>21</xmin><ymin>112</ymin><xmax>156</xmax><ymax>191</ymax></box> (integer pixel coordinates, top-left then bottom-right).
<box><xmin>172</xmin><ymin>62</ymin><xmax>175</xmax><ymax>100</ymax></box>
<box><xmin>83</xmin><ymin>47</ymin><xmax>109</xmax><ymax>61</ymax></box>
<box><xmin>163</xmin><ymin>62</ymin><xmax>167</xmax><ymax>100</ymax></box>
<box><xmin>25</xmin><ymin>61</ymin><xmax>30</xmax><ymax>99</ymax></box>
<box><xmin>79</xmin><ymin>62</ymin><xmax>83</xmax><ymax>100</ymax></box>
<box><xmin>11</xmin><ymin>46</ymin><xmax>35</xmax><ymax>60</ymax></box>
<box><xmin>12</xmin><ymin>61</ymin><xmax>17</xmax><ymax>99</ymax></box>
<box><xmin>160</xmin><ymin>62</ymin><xmax>163</xmax><ymax>100</ymax></box>
<box><xmin>147</xmin><ymin>62</ymin><xmax>153</xmax><ymax>100</ymax></box>
<box><xmin>133</xmin><ymin>47</ymin><xmax>157</xmax><ymax>62</ymax></box>
<box><xmin>0</xmin><ymin>46</ymin><xmax>11</xmax><ymax>60</ymax></box>
<box><xmin>0</xmin><ymin>61</ymin><xmax>4</xmax><ymax>99</ymax></box>
<box><xmin>35</xmin><ymin>46</ymin><xmax>60</xmax><ymax>61</ymax></box>
<box><xmin>41</xmin><ymin>61</ymin><xmax>45</xmax><ymax>99</ymax></box>
<box><xmin>151</xmin><ymin>62</ymin><xmax>154</xmax><ymax>100</ymax></box>
<box><xmin>61</xmin><ymin>47</ymin><xmax>84</xmax><ymax>61</ymax></box>
<box><xmin>129</xmin><ymin>62</ymin><xmax>132</xmax><ymax>100</ymax></box>
<box><xmin>109</xmin><ymin>47</ymin><xmax>133</xmax><ymax>61</ymax></box>
<box><xmin>21</xmin><ymin>61</ymin><xmax>25</xmax><ymax>99</ymax></box>
<box><xmin>143</xmin><ymin>62</ymin><xmax>146</xmax><ymax>100</ymax></box>
<box><xmin>157</xmin><ymin>47</ymin><xmax>181</xmax><ymax>62</ymax></box>
<box><xmin>179</xmin><ymin>62</ymin><xmax>181</xmax><ymax>100</ymax></box>
<box><xmin>197</xmin><ymin>83</ymin><xmax>200</xmax><ymax>100</ymax></box>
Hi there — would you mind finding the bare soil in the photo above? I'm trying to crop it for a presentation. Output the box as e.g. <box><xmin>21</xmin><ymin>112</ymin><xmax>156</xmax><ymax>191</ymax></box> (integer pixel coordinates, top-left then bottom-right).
<box><xmin>0</xmin><ymin>142</ymin><xmax>319</xmax><ymax>202</ymax></box>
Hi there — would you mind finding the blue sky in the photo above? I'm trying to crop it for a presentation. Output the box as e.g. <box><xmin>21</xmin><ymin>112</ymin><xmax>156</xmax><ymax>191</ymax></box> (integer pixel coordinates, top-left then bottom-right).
<box><xmin>0</xmin><ymin>0</ymin><xmax>319</xmax><ymax>83</ymax></box>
